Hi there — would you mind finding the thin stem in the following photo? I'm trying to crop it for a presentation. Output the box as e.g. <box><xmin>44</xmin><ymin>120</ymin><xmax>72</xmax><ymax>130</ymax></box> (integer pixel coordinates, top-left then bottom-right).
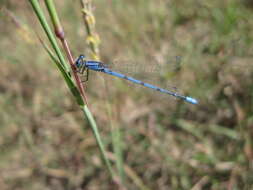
<box><xmin>80</xmin><ymin>0</ymin><xmax>100</xmax><ymax>60</ymax></box>
<box><xmin>44</xmin><ymin>0</ymin><xmax>88</xmax><ymax>105</ymax></box>
<box><xmin>61</xmin><ymin>38</ymin><xmax>88</xmax><ymax>105</ymax></box>
<box><xmin>80</xmin><ymin>0</ymin><xmax>125</xmax><ymax>184</ymax></box>
<box><xmin>28</xmin><ymin>0</ymin><xmax>69</xmax><ymax>71</ymax></box>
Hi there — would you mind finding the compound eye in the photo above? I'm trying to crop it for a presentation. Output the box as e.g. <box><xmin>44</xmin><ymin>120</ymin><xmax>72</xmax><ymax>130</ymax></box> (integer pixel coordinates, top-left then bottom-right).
<box><xmin>80</xmin><ymin>55</ymin><xmax>85</xmax><ymax>59</ymax></box>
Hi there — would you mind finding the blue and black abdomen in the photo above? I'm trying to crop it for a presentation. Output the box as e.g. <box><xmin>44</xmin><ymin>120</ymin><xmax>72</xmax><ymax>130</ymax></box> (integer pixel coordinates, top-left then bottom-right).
<box><xmin>74</xmin><ymin>55</ymin><xmax>198</xmax><ymax>104</ymax></box>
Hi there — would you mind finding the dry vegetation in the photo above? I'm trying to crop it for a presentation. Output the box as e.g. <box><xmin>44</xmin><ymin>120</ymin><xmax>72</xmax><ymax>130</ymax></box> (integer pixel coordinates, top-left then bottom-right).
<box><xmin>0</xmin><ymin>0</ymin><xmax>253</xmax><ymax>189</ymax></box>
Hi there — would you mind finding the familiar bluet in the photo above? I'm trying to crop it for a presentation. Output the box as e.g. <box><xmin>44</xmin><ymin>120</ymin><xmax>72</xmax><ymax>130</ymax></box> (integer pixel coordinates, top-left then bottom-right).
<box><xmin>75</xmin><ymin>55</ymin><xmax>198</xmax><ymax>104</ymax></box>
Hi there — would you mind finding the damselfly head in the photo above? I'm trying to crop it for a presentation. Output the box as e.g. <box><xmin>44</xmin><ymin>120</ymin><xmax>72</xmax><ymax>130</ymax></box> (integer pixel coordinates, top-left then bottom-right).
<box><xmin>79</xmin><ymin>55</ymin><xmax>85</xmax><ymax>60</ymax></box>
<box><xmin>78</xmin><ymin>55</ymin><xmax>85</xmax><ymax>61</ymax></box>
<box><xmin>75</xmin><ymin>55</ymin><xmax>86</xmax><ymax>68</ymax></box>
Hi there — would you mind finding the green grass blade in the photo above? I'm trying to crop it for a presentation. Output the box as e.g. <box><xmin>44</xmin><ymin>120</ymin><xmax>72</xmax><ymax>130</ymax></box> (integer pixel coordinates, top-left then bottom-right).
<box><xmin>40</xmin><ymin>39</ymin><xmax>84</xmax><ymax>106</ymax></box>
<box><xmin>208</xmin><ymin>124</ymin><xmax>240</xmax><ymax>140</ymax></box>
<box><xmin>44</xmin><ymin>0</ymin><xmax>63</xmax><ymax>37</ymax></box>
<box><xmin>80</xmin><ymin>0</ymin><xmax>123</xmax><ymax>181</ymax></box>
<box><xmin>111</xmin><ymin>125</ymin><xmax>125</xmax><ymax>182</ymax></box>
<box><xmin>29</xmin><ymin>0</ymin><xmax>114</xmax><ymax>181</ymax></box>
<box><xmin>82</xmin><ymin>105</ymin><xmax>115</xmax><ymax>177</ymax></box>
<box><xmin>28</xmin><ymin>0</ymin><xmax>69</xmax><ymax>72</ymax></box>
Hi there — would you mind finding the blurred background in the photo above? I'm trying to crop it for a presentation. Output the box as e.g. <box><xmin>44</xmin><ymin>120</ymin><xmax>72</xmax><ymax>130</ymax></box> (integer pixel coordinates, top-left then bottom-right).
<box><xmin>1</xmin><ymin>0</ymin><xmax>253</xmax><ymax>189</ymax></box>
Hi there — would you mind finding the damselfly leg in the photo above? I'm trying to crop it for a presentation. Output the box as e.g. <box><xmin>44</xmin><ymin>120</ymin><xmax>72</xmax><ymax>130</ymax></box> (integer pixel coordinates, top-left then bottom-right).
<box><xmin>75</xmin><ymin>55</ymin><xmax>89</xmax><ymax>82</ymax></box>
<box><xmin>81</xmin><ymin>69</ymin><xmax>89</xmax><ymax>82</ymax></box>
